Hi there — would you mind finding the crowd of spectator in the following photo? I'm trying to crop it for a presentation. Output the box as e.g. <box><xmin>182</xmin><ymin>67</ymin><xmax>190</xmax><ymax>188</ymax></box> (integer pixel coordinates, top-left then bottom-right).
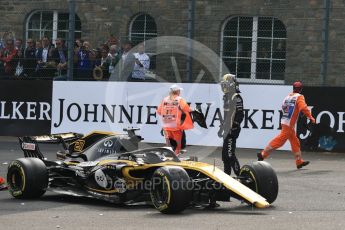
<box><xmin>0</xmin><ymin>35</ymin><xmax>151</xmax><ymax>81</ymax></box>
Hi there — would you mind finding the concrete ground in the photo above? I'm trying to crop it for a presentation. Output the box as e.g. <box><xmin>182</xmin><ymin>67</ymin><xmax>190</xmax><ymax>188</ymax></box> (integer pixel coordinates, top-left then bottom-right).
<box><xmin>0</xmin><ymin>139</ymin><xmax>344</xmax><ymax>230</ymax></box>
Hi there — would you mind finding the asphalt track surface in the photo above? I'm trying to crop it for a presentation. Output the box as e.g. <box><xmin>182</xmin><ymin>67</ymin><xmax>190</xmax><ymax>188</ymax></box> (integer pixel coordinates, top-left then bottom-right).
<box><xmin>0</xmin><ymin>138</ymin><xmax>345</xmax><ymax>230</ymax></box>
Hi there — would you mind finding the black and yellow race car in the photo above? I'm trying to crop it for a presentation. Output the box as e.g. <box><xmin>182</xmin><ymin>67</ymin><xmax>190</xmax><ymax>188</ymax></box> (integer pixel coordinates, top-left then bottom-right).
<box><xmin>6</xmin><ymin>129</ymin><xmax>278</xmax><ymax>214</ymax></box>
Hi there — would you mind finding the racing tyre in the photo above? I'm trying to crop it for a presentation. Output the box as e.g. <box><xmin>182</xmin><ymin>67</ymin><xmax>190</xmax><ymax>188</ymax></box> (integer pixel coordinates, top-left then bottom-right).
<box><xmin>150</xmin><ymin>166</ymin><xmax>192</xmax><ymax>214</ymax></box>
<box><xmin>7</xmin><ymin>158</ymin><xmax>48</xmax><ymax>199</ymax></box>
<box><xmin>239</xmin><ymin>161</ymin><xmax>278</xmax><ymax>204</ymax></box>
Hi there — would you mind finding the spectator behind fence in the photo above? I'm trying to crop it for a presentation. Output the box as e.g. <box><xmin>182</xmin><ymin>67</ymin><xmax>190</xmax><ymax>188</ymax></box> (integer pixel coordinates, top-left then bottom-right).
<box><xmin>75</xmin><ymin>41</ymin><xmax>96</xmax><ymax>80</ymax></box>
<box><xmin>108</xmin><ymin>44</ymin><xmax>120</xmax><ymax>75</ymax></box>
<box><xmin>0</xmin><ymin>41</ymin><xmax>3</xmax><ymax>74</ymax></box>
<box><xmin>15</xmin><ymin>38</ymin><xmax>24</xmax><ymax>52</ymax></box>
<box><xmin>15</xmin><ymin>39</ymin><xmax>25</xmax><ymax>75</ymax></box>
<box><xmin>121</xmin><ymin>40</ymin><xmax>135</xmax><ymax>81</ymax></box>
<box><xmin>36</xmin><ymin>37</ymin><xmax>55</xmax><ymax>78</ymax></box>
<box><xmin>52</xmin><ymin>38</ymin><xmax>68</xmax><ymax>80</ymax></box>
<box><xmin>98</xmin><ymin>43</ymin><xmax>108</xmax><ymax>53</ymax></box>
<box><xmin>22</xmin><ymin>38</ymin><xmax>37</xmax><ymax>78</ymax></box>
<box><xmin>132</xmin><ymin>44</ymin><xmax>150</xmax><ymax>80</ymax></box>
<box><xmin>94</xmin><ymin>46</ymin><xmax>111</xmax><ymax>80</ymax></box>
<box><xmin>35</xmin><ymin>40</ymin><xmax>42</xmax><ymax>55</ymax></box>
<box><xmin>75</xmin><ymin>39</ymin><xmax>83</xmax><ymax>50</ymax></box>
<box><xmin>0</xmin><ymin>39</ymin><xmax>18</xmax><ymax>78</ymax></box>
<box><xmin>107</xmin><ymin>35</ymin><xmax>118</xmax><ymax>47</ymax></box>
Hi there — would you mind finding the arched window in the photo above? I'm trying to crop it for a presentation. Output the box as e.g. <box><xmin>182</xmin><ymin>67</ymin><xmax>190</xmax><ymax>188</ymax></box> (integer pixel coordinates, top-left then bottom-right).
<box><xmin>129</xmin><ymin>13</ymin><xmax>157</xmax><ymax>69</ymax></box>
<box><xmin>221</xmin><ymin>16</ymin><xmax>286</xmax><ymax>83</ymax></box>
<box><xmin>26</xmin><ymin>11</ymin><xmax>81</xmax><ymax>43</ymax></box>
<box><xmin>129</xmin><ymin>13</ymin><xmax>157</xmax><ymax>46</ymax></box>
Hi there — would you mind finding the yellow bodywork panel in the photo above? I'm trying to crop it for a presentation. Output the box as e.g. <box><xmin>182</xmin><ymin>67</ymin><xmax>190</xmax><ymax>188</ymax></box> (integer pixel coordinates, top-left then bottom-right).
<box><xmin>178</xmin><ymin>161</ymin><xmax>269</xmax><ymax>208</ymax></box>
<box><xmin>96</xmin><ymin>159</ymin><xmax>269</xmax><ymax>208</ymax></box>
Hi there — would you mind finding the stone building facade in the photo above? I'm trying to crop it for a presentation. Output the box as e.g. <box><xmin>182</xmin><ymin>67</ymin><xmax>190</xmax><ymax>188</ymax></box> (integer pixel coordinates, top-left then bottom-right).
<box><xmin>0</xmin><ymin>0</ymin><xmax>344</xmax><ymax>86</ymax></box>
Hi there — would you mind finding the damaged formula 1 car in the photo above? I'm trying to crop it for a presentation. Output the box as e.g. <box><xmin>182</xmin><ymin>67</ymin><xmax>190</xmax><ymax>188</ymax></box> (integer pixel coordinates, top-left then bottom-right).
<box><xmin>7</xmin><ymin>128</ymin><xmax>278</xmax><ymax>214</ymax></box>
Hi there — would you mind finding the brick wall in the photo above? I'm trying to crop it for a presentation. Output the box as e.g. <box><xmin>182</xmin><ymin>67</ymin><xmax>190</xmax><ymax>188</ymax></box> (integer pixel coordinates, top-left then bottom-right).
<box><xmin>1</xmin><ymin>0</ymin><xmax>345</xmax><ymax>86</ymax></box>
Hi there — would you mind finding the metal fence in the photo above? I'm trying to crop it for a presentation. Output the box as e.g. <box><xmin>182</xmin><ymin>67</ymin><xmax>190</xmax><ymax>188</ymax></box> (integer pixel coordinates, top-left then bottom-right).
<box><xmin>0</xmin><ymin>0</ymin><xmax>344</xmax><ymax>86</ymax></box>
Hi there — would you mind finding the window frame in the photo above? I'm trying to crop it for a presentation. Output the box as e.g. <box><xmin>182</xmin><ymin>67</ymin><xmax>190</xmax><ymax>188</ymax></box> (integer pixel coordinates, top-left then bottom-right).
<box><xmin>25</xmin><ymin>10</ymin><xmax>81</xmax><ymax>45</ymax></box>
<box><xmin>128</xmin><ymin>13</ymin><xmax>157</xmax><ymax>50</ymax></box>
<box><xmin>221</xmin><ymin>16</ymin><xmax>286</xmax><ymax>84</ymax></box>
<box><xmin>128</xmin><ymin>13</ymin><xmax>158</xmax><ymax>69</ymax></box>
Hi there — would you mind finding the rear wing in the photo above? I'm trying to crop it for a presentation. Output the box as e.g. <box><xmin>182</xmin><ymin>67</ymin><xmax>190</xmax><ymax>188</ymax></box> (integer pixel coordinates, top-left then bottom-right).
<box><xmin>18</xmin><ymin>133</ymin><xmax>83</xmax><ymax>159</ymax></box>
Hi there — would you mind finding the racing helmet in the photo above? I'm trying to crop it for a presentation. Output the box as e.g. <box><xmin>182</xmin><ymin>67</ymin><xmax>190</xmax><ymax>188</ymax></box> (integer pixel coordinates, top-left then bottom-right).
<box><xmin>293</xmin><ymin>81</ymin><xmax>303</xmax><ymax>93</ymax></box>
<box><xmin>220</xmin><ymin>73</ymin><xmax>240</xmax><ymax>93</ymax></box>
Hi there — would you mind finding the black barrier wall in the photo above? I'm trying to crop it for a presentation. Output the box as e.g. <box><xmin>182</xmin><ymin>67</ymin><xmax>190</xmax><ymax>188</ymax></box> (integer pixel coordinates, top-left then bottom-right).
<box><xmin>298</xmin><ymin>87</ymin><xmax>345</xmax><ymax>152</ymax></box>
<box><xmin>0</xmin><ymin>80</ymin><xmax>52</xmax><ymax>136</ymax></box>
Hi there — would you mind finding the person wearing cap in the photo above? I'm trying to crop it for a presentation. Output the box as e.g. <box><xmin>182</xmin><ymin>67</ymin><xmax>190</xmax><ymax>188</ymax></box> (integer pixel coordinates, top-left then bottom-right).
<box><xmin>218</xmin><ymin>73</ymin><xmax>244</xmax><ymax>176</ymax></box>
<box><xmin>157</xmin><ymin>84</ymin><xmax>194</xmax><ymax>155</ymax></box>
<box><xmin>257</xmin><ymin>81</ymin><xmax>316</xmax><ymax>169</ymax></box>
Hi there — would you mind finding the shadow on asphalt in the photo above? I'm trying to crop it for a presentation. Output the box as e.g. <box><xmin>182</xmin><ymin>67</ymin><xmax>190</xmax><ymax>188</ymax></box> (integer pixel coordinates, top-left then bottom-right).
<box><xmin>146</xmin><ymin>205</ymin><xmax>274</xmax><ymax>217</ymax></box>
<box><xmin>277</xmin><ymin>169</ymin><xmax>332</xmax><ymax>176</ymax></box>
<box><xmin>1</xmin><ymin>192</ymin><xmax>275</xmax><ymax>216</ymax></box>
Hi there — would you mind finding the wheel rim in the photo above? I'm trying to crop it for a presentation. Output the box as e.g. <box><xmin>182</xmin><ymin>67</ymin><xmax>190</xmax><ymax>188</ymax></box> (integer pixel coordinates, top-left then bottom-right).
<box><xmin>152</xmin><ymin>175</ymin><xmax>170</xmax><ymax>207</ymax></box>
<box><xmin>9</xmin><ymin>168</ymin><xmax>25</xmax><ymax>191</ymax></box>
<box><xmin>240</xmin><ymin>169</ymin><xmax>258</xmax><ymax>193</ymax></box>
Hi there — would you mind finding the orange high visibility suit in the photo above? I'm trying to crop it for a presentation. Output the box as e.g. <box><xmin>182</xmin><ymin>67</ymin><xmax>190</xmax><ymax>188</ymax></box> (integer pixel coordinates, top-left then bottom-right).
<box><xmin>261</xmin><ymin>92</ymin><xmax>315</xmax><ymax>166</ymax></box>
<box><xmin>157</xmin><ymin>95</ymin><xmax>194</xmax><ymax>155</ymax></box>
<box><xmin>0</xmin><ymin>176</ymin><xmax>7</xmax><ymax>190</ymax></box>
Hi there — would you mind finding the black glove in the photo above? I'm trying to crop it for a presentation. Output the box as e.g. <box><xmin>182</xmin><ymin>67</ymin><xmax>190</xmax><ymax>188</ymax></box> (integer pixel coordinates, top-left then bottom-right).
<box><xmin>191</xmin><ymin>109</ymin><xmax>207</xmax><ymax>129</ymax></box>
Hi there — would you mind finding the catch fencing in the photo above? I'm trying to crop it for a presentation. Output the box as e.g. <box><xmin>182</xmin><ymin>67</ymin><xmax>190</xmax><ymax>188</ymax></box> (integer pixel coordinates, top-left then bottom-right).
<box><xmin>0</xmin><ymin>0</ymin><xmax>345</xmax><ymax>86</ymax></box>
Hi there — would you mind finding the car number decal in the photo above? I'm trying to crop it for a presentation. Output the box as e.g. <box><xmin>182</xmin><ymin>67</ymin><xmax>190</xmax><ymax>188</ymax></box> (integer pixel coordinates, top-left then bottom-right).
<box><xmin>95</xmin><ymin>169</ymin><xmax>108</xmax><ymax>188</ymax></box>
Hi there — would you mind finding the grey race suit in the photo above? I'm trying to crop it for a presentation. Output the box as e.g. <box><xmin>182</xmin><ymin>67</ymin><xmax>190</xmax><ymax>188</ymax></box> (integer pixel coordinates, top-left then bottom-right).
<box><xmin>221</xmin><ymin>93</ymin><xmax>244</xmax><ymax>175</ymax></box>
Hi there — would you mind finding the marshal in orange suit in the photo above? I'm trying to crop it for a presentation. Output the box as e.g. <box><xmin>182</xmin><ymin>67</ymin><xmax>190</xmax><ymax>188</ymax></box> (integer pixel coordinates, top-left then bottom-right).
<box><xmin>258</xmin><ymin>81</ymin><xmax>316</xmax><ymax>169</ymax></box>
<box><xmin>157</xmin><ymin>84</ymin><xmax>194</xmax><ymax>155</ymax></box>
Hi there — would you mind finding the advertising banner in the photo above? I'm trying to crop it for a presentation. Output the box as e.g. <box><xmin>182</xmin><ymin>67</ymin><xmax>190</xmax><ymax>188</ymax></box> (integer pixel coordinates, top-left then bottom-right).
<box><xmin>298</xmin><ymin>87</ymin><xmax>345</xmax><ymax>152</ymax></box>
<box><xmin>0</xmin><ymin>80</ymin><xmax>52</xmax><ymax>136</ymax></box>
<box><xmin>51</xmin><ymin>81</ymin><xmax>291</xmax><ymax>150</ymax></box>
<box><xmin>2</xmin><ymin>81</ymin><xmax>344</xmax><ymax>152</ymax></box>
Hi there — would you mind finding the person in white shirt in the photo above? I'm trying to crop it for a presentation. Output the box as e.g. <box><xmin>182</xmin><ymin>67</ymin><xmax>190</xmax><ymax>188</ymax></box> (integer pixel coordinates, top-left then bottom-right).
<box><xmin>132</xmin><ymin>44</ymin><xmax>150</xmax><ymax>80</ymax></box>
<box><xmin>108</xmin><ymin>45</ymin><xmax>120</xmax><ymax>74</ymax></box>
<box><xmin>120</xmin><ymin>40</ymin><xmax>136</xmax><ymax>81</ymax></box>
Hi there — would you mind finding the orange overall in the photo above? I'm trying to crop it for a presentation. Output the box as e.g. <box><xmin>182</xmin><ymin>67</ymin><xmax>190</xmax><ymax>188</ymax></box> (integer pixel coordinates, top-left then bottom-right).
<box><xmin>0</xmin><ymin>176</ymin><xmax>7</xmax><ymax>190</ymax></box>
<box><xmin>157</xmin><ymin>95</ymin><xmax>194</xmax><ymax>155</ymax></box>
<box><xmin>261</xmin><ymin>93</ymin><xmax>315</xmax><ymax>166</ymax></box>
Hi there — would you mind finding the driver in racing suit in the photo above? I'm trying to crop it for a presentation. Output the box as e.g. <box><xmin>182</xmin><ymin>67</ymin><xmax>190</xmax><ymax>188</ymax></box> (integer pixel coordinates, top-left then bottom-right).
<box><xmin>257</xmin><ymin>81</ymin><xmax>316</xmax><ymax>169</ymax></box>
<box><xmin>157</xmin><ymin>84</ymin><xmax>194</xmax><ymax>155</ymax></box>
<box><xmin>218</xmin><ymin>74</ymin><xmax>244</xmax><ymax>176</ymax></box>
